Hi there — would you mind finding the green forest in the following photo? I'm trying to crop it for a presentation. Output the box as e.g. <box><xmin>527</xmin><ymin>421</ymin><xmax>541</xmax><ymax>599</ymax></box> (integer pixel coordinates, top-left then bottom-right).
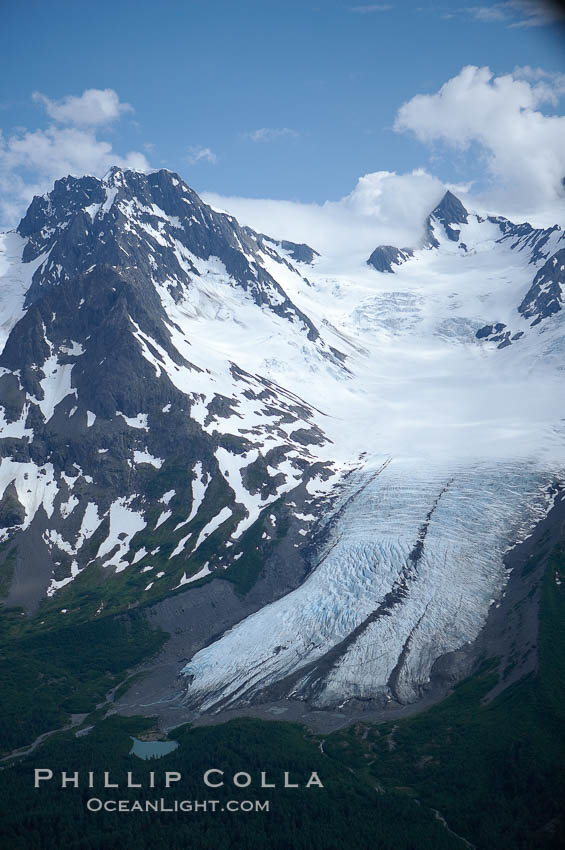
<box><xmin>1</xmin><ymin>522</ymin><xmax>564</xmax><ymax>848</ymax></box>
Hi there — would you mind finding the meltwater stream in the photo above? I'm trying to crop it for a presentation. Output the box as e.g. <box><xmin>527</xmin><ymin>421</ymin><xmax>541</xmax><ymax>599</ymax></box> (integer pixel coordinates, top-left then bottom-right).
<box><xmin>180</xmin><ymin>456</ymin><xmax>558</xmax><ymax>712</ymax></box>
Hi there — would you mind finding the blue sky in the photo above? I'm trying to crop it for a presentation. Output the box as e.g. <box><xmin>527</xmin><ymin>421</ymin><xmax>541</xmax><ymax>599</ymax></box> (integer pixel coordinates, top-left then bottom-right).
<box><xmin>1</xmin><ymin>0</ymin><xmax>564</xmax><ymax>240</ymax></box>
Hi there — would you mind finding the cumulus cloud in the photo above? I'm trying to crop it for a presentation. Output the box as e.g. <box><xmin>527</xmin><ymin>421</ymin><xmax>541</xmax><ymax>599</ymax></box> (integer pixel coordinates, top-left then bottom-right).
<box><xmin>511</xmin><ymin>65</ymin><xmax>565</xmax><ymax>100</ymax></box>
<box><xmin>202</xmin><ymin>63</ymin><xmax>565</xmax><ymax>259</ymax></box>
<box><xmin>203</xmin><ymin>170</ymin><xmax>448</xmax><ymax>262</ymax></box>
<box><xmin>245</xmin><ymin>127</ymin><xmax>300</xmax><ymax>143</ymax></box>
<box><xmin>186</xmin><ymin>145</ymin><xmax>217</xmax><ymax>165</ymax></box>
<box><xmin>0</xmin><ymin>90</ymin><xmax>149</xmax><ymax>227</ymax></box>
<box><xmin>394</xmin><ymin>65</ymin><xmax>565</xmax><ymax>214</ymax></box>
<box><xmin>32</xmin><ymin>88</ymin><xmax>133</xmax><ymax>126</ymax></box>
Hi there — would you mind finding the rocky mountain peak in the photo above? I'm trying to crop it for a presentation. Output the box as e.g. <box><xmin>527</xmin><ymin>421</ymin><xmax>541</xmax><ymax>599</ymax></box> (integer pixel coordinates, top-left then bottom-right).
<box><xmin>432</xmin><ymin>190</ymin><xmax>469</xmax><ymax>226</ymax></box>
<box><xmin>425</xmin><ymin>190</ymin><xmax>469</xmax><ymax>247</ymax></box>
<box><xmin>15</xmin><ymin>168</ymin><xmax>321</xmax><ymax>343</ymax></box>
<box><xmin>0</xmin><ymin>167</ymin><xmax>339</xmax><ymax>614</ymax></box>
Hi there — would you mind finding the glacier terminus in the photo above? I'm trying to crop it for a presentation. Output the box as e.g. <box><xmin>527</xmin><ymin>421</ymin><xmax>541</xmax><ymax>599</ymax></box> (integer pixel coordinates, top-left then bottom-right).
<box><xmin>0</xmin><ymin>169</ymin><xmax>563</xmax><ymax>723</ymax></box>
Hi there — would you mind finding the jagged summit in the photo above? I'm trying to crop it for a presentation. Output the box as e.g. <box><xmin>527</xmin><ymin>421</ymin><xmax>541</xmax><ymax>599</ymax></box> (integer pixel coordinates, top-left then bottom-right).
<box><xmin>431</xmin><ymin>190</ymin><xmax>469</xmax><ymax>226</ymax></box>
<box><xmin>366</xmin><ymin>190</ymin><xmax>470</xmax><ymax>270</ymax></box>
<box><xmin>17</xmin><ymin>168</ymin><xmax>321</xmax><ymax>341</ymax></box>
<box><xmin>426</xmin><ymin>189</ymin><xmax>469</xmax><ymax>247</ymax></box>
<box><xmin>0</xmin><ymin>167</ymin><xmax>341</xmax><ymax>614</ymax></box>
<box><xmin>365</xmin><ymin>186</ymin><xmax>565</xmax><ymax>348</ymax></box>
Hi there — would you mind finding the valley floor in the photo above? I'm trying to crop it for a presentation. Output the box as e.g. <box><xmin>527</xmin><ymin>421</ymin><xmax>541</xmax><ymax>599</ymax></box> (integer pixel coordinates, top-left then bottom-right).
<box><xmin>1</xmin><ymin>500</ymin><xmax>563</xmax><ymax>849</ymax></box>
<box><xmin>112</xmin><ymin>486</ymin><xmax>565</xmax><ymax>734</ymax></box>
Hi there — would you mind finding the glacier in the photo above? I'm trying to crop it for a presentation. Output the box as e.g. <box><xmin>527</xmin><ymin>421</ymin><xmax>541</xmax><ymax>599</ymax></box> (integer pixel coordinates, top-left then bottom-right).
<box><xmin>180</xmin><ymin>459</ymin><xmax>558</xmax><ymax>711</ymax></box>
<box><xmin>0</xmin><ymin>168</ymin><xmax>564</xmax><ymax>715</ymax></box>
<box><xmin>179</xmin><ymin>197</ymin><xmax>565</xmax><ymax>712</ymax></box>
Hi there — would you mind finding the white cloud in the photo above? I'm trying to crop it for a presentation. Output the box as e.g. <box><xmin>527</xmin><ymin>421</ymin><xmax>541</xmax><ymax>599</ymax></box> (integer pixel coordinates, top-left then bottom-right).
<box><xmin>466</xmin><ymin>5</ymin><xmax>509</xmax><ymax>21</ymax></box>
<box><xmin>186</xmin><ymin>145</ymin><xmax>217</xmax><ymax>165</ymax></box>
<box><xmin>349</xmin><ymin>4</ymin><xmax>392</xmax><ymax>12</ymax></box>
<box><xmin>203</xmin><ymin>169</ymin><xmax>447</xmax><ymax>262</ymax></box>
<box><xmin>245</xmin><ymin>127</ymin><xmax>300</xmax><ymax>143</ymax></box>
<box><xmin>32</xmin><ymin>88</ymin><xmax>133</xmax><ymax>126</ymax></box>
<box><xmin>0</xmin><ymin>93</ymin><xmax>149</xmax><ymax>227</ymax></box>
<box><xmin>203</xmin><ymin>64</ymin><xmax>565</xmax><ymax>258</ymax></box>
<box><xmin>394</xmin><ymin>65</ymin><xmax>565</xmax><ymax>214</ymax></box>
<box><xmin>511</xmin><ymin>66</ymin><xmax>565</xmax><ymax>101</ymax></box>
<box><xmin>464</xmin><ymin>0</ymin><xmax>564</xmax><ymax>27</ymax></box>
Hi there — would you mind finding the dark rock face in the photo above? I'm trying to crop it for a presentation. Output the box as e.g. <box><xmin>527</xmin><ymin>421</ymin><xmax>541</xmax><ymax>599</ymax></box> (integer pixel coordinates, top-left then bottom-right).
<box><xmin>476</xmin><ymin>323</ymin><xmax>505</xmax><ymax>339</ymax></box>
<box><xmin>475</xmin><ymin>229</ymin><xmax>565</xmax><ymax>349</ymax></box>
<box><xmin>367</xmin><ymin>245</ymin><xmax>413</xmax><ymax>273</ymax></box>
<box><xmin>19</xmin><ymin>168</ymin><xmax>319</xmax><ymax>341</ymax></box>
<box><xmin>0</xmin><ymin>483</ymin><xmax>25</xmax><ymax>528</ymax></box>
<box><xmin>250</xmin><ymin>231</ymin><xmax>319</xmax><ymax>265</ymax></box>
<box><xmin>426</xmin><ymin>190</ymin><xmax>469</xmax><ymax>246</ymax></box>
<box><xmin>279</xmin><ymin>240</ymin><xmax>319</xmax><ymax>264</ymax></box>
<box><xmin>519</xmin><ymin>248</ymin><xmax>565</xmax><ymax>325</ymax></box>
<box><xmin>475</xmin><ymin>323</ymin><xmax>526</xmax><ymax>349</ymax></box>
<box><xmin>488</xmin><ymin>217</ymin><xmax>563</xmax><ymax>265</ymax></box>
<box><xmin>475</xmin><ymin>322</ymin><xmax>513</xmax><ymax>348</ymax></box>
<box><xmin>433</xmin><ymin>190</ymin><xmax>469</xmax><ymax>227</ymax></box>
<box><xmin>0</xmin><ymin>168</ymin><xmax>336</xmax><ymax>612</ymax></box>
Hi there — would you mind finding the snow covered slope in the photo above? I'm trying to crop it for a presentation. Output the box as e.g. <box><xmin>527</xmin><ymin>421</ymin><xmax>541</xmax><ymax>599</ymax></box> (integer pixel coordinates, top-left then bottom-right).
<box><xmin>0</xmin><ymin>171</ymin><xmax>563</xmax><ymax>714</ymax></box>
<box><xmin>0</xmin><ymin>168</ymin><xmax>341</xmax><ymax>608</ymax></box>
<box><xmin>179</xmin><ymin>190</ymin><xmax>565</xmax><ymax>712</ymax></box>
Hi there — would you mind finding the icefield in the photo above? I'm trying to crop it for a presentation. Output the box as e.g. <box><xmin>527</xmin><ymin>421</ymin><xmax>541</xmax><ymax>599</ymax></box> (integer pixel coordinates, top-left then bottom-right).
<box><xmin>180</xmin><ymin>204</ymin><xmax>565</xmax><ymax>711</ymax></box>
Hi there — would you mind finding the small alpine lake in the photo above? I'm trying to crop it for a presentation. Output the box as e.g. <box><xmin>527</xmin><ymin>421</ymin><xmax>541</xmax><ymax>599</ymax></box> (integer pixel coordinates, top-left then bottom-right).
<box><xmin>129</xmin><ymin>737</ymin><xmax>179</xmax><ymax>760</ymax></box>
